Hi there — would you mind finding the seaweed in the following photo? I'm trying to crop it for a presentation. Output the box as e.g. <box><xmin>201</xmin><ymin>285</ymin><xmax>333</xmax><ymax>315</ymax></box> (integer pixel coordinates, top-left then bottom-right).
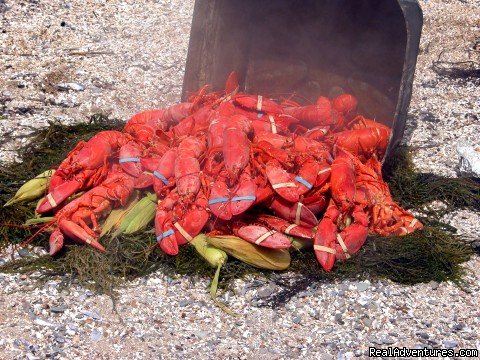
<box><xmin>0</xmin><ymin>121</ymin><xmax>478</xmax><ymax>303</ymax></box>
<box><xmin>383</xmin><ymin>147</ymin><xmax>480</xmax><ymax>218</ymax></box>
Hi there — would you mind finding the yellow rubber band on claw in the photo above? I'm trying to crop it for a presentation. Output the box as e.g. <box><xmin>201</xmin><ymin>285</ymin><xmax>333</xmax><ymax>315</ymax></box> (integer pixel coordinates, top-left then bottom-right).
<box><xmin>173</xmin><ymin>222</ymin><xmax>193</xmax><ymax>242</ymax></box>
<box><xmin>284</xmin><ymin>224</ymin><xmax>297</xmax><ymax>235</ymax></box>
<box><xmin>268</xmin><ymin>115</ymin><xmax>277</xmax><ymax>134</ymax></box>
<box><xmin>46</xmin><ymin>193</ymin><xmax>57</xmax><ymax>208</ymax></box>
<box><xmin>317</xmin><ymin>168</ymin><xmax>331</xmax><ymax>175</ymax></box>
<box><xmin>295</xmin><ymin>203</ymin><xmax>304</xmax><ymax>225</ymax></box>
<box><xmin>272</xmin><ymin>182</ymin><xmax>296</xmax><ymax>189</ymax></box>
<box><xmin>313</xmin><ymin>245</ymin><xmax>336</xmax><ymax>254</ymax></box>
<box><xmin>254</xmin><ymin>230</ymin><xmax>276</xmax><ymax>245</ymax></box>
<box><xmin>256</xmin><ymin>95</ymin><xmax>263</xmax><ymax>112</ymax></box>
<box><xmin>336</xmin><ymin>234</ymin><xmax>351</xmax><ymax>259</ymax></box>
<box><xmin>85</xmin><ymin>236</ymin><xmax>94</xmax><ymax>245</ymax></box>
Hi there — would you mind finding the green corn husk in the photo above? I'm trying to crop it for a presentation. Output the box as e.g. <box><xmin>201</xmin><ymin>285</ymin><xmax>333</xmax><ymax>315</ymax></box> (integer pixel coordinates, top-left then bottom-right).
<box><xmin>4</xmin><ymin>169</ymin><xmax>55</xmax><ymax>207</ymax></box>
<box><xmin>190</xmin><ymin>234</ymin><xmax>235</xmax><ymax>315</ymax></box>
<box><xmin>113</xmin><ymin>192</ymin><xmax>157</xmax><ymax>236</ymax></box>
<box><xmin>288</xmin><ymin>236</ymin><xmax>313</xmax><ymax>251</ymax></box>
<box><xmin>24</xmin><ymin>216</ymin><xmax>55</xmax><ymax>226</ymax></box>
<box><xmin>100</xmin><ymin>191</ymin><xmax>140</xmax><ymax>237</ymax></box>
<box><xmin>206</xmin><ymin>235</ymin><xmax>291</xmax><ymax>271</ymax></box>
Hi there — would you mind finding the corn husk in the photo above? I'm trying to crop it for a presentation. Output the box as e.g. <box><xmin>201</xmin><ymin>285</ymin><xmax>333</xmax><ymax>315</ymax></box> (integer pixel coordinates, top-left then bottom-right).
<box><xmin>206</xmin><ymin>235</ymin><xmax>291</xmax><ymax>271</ymax></box>
<box><xmin>113</xmin><ymin>192</ymin><xmax>157</xmax><ymax>236</ymax></box>
<box><xmin>190</xmin><ymin>234</ymin><xmax>235</xmax><ymax>315</ymax></box>
<box><xmin>288</xmin><ymin>236</ymin><xmax>313</xmax><ymax>251</ymax></box>
<box><xmin>24</xmin><ymin>216</ymin><xmax>55</xmax><ymax>226</ymax></box>
<box><xmin>4</xmin><ymin>169</ymin><xmax>55</xmax><ymax>207</ymax></box>
<box><xmin>100</xmin><ymin>191</ymin><xmax>140</xmax><ymax>237</ymax></box>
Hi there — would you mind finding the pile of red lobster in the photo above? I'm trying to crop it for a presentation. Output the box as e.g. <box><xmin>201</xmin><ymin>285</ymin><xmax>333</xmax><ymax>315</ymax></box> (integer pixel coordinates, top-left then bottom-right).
<box><xmin>34</xmin><ymin>73</ymin><xmax>422</xmax><ymax>271</ymax></box>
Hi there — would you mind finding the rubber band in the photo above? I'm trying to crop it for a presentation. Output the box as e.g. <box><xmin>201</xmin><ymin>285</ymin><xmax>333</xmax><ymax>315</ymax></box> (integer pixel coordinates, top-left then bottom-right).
<box><xmin>410</xmin><ymin>219</ymin><xmax>418</xmax><ymax>228</ymax></box>
<box><xmin>294</xmin><ymin>176</ymin><xmax>313</xmax><ymax>190</ymax></box>
<box><xmin>313</xmin><ymin>245</ymin><xmax>336</xmax><ymax>254</ymax></box>
<box><xmin>295</xmin><ymin>203</ymin><xmax>304</xmax><ymax>225</ymax></box>
<box><xmin>156</xmin><ymin>229</ymin><xmax>174</xmax><ymax>243</ymax></box>
<box><xmin>256</xmin><ymin>95</ymin><xmax>263</xmax><ymax>112</ymax></box>
<box><xmin>272</xmin><ymin>182</ymin><xmax>296</xmax><ymax>189</ymax></box>
<box><xmin>257</xmin><ymin>112</ymin><xmax>264</xmax><ymax>118</ymax></box>
<box><xmin>336</xmin><ymin>234</ymin><xmax>351</xmax><ymax>259</ymax></box>
<box><xmin>317</xmin><ymin>167</ymin><xmax>331</xmax><ymax>175</ymax></box>
<box><xmin>208</xmin><ymin>197</ymin><xmax>229</xmax><ymax>205</ymax></box>
<box><xmin>85</xmin><ymin>236</ymin><xmax>94</xmax><ymax>245</ymax></box>
<box><xmin>268</xmin><ymin>115</ymin><xmax>277</xmax><ymax>134</ymax></box>
<box><xmin>284</xmin><ymin>224</ymin><xmax>297</xmax><ymax>235</ymax></box>
<box><xmin>119</xmin><ymin>157</ymin><xmax>140</xmax><ymax>163</ymax></box>
<box><xmin>46</xmin><ymin>193</ymin><xmax>57</xmax><ymax>208</ymax></box>
<box><xmin>254</xmin><ymin>230</ymin><xmax>276</xmax><ymax>245</ymax></box>
<box><xmin>231</xmin><ymin>195</ymin><xmax>256</xmax><ymax>202</ymax></box>
<box><xmin>173</xmin><ymin>222</ymin><xmax>193</xmax><ymax>242</ymax></box>
<box><xmin>153</xmin><ymin>171</ymin><xmax>169</xmax><ymax>186</ymax></box>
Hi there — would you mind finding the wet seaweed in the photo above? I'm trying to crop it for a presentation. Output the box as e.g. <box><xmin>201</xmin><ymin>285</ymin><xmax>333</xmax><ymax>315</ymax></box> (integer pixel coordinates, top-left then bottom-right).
<box><xmin>383</xmin><ymin>147</ymin><xmax>480</xmax><ymax>218</ymax></box>
<box><xmin>0</xmin><ymin>121</ymin><xmax>477</xmax><ymax>302</ymax></box>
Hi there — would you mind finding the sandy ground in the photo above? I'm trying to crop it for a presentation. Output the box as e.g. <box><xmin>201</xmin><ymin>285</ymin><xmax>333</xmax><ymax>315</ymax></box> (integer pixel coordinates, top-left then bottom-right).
<box><xmin>0</xmin><ymin>0</ymin><xmax>479</xmax><ymax>359</ymax></box>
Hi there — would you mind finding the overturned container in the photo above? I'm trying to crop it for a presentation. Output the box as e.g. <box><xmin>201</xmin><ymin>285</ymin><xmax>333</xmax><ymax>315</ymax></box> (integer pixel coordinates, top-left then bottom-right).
<box><xmin>182</xmin><ymin>0</ymin><xmax>423</xmax><ymax>159</ymax></box>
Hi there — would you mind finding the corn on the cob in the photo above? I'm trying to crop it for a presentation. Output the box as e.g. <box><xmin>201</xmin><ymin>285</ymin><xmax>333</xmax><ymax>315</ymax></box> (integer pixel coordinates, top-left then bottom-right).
<box><xmin>206</xmin><ymin>235</ymin><xmax>291</xmax><ymax>271</ymax></box>
<box><xmin>190</xmin><ymin>234</ymin><xmax>235</xmax><ymax>315</ymax></box>
<box><xmin>100</xmin><ymin>191</ymin><xmax>140</xmax><ymax>237</ymax></box>
<box><xmin>4</xmin><ymin>169</ymin><xmax>55</xmax><ymax>207</ymax></box>
<box><xmin>113</xmin><ymin>192</ymin><xmax>157</xmax><ymax>236</ymax></box>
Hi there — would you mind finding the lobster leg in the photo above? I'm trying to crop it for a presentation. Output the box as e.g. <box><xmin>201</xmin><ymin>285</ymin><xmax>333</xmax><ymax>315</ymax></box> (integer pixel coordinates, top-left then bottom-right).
<box><xmin>58</xmin><ymin>220</ymin><xmax>106</xmax><ymax>252</ymax></box>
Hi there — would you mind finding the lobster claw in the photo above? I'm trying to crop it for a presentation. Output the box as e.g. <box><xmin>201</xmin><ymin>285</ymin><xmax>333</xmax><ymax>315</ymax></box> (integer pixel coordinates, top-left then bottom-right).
<box><xmin>119</xmin><ymin>141</ymin><xmax>143</xmax><ymax>178</ymax></box>
<box><xmin>234</xmin><ymin>224</ymin><xmax>291</xmax><ymax>249</ymax></box>
<box><xmin>269</xmin><ymin>198</ymin><xmax>318</xmax><ymax>228</ymax></box>
<box><xmin>314</xmin><ymin>217</ymin><xmax>337</xmax><ymax>271</ymax></box>
<box><xmin>173</xmin><ymin>193</ymin><xmax>210</xmax><ymax>246</ymax></box>
<box><xmin>209</xmin><ymin>172</ymin><xmax>257</xmax><ymax>220</ymax></box>
<box><xmin>314</xmin><ymin>201</ymin><xmax>369</xmax><ymax>271</ymax></box>
<box><xmin>155</xmin><ymin>194</ymin><xmax>179</xmax><ymax>255</ymax></box>
<box><xmin>266</xmin><ymin>159</ymin><xmax>318</xmax><ymax>203</ymax></box>
<box><xmin>37</xmin><ymin>180</ymin><xmax>82</xmax><ymax>213</ymax></box>
<box><xmin>156</xmin><ymin>226</ymin><xmax>178</xmax><ymax>256</ymax></box>
<box><xmin>58</xmin><ymin>220</ymin><xmax>106</xmax><ymax>253</ymax></box>
<box><xmin>49</xmin><ymin>229</ymin><xmax>64</xmax><ymax>256</ymax></box>
<box><xmin>257</xmin><ymin>215</ymin><xmax>315</xmax><ymax>240</ymax></box>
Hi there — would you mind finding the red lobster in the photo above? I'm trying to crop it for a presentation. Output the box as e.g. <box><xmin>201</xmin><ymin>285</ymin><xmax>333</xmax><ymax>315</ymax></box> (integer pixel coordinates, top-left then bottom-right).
<box><xmin>49</xmin><ymin>169</ymin><xmax>135</xmax><ymax>255</ymax></box>
<box><xmin>37</xmin><ymin>131</ymin><xmax>131</xmax><ymax>214</ymax></box>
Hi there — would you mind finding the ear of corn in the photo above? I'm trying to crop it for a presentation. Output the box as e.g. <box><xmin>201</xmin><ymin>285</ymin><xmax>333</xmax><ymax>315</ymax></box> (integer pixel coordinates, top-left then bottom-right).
<box><xmin>190</xmin><ymin>234</ymin><xmax>228</xmax><ymax>267</ymax></box>
<box><xmin>100</xmin><ymin>191</ymin><xmax>140</xmax><ymax>237</ymax></box>
<box><xmin>190</xmin><ymin>234</ymin><xmax>235</xmax><ymax>315</ymax></box>
<box><xmin>288</xmin><ymin>236</ymin><xmax>313</xmax><ymax>251</ymax></box>
<box><xmin>113</xmin><ymin>192</ymin><xmax>157</xmax><ymax>237</ymax></box>
<box><xmin>206</xmin><ymin>235</ymin><xmax>291</xmax><ymax>271</ymax></box>
<box><xmin>4</xmin><ymin>169</ymin><xmax>55</xmax><ymax>207</ymax></box>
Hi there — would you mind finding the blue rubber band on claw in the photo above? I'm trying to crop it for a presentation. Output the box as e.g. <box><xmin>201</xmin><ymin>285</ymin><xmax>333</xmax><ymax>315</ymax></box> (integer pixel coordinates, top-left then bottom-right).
<box><xmin>231</xmin><ymin>195</ymin><xmax>256</xmax><ymax>202</ymax></box>
<box><xmin>156</xmin><ymin>229</ymin><xmax>174</xmax><ymax>243</ymax></box>
<box><xmin>119</xmin><ymin>157</ymin><xmax>140</xmax><ymax>163</ymax></box>
<box><xmin>295</xmin><ymin>176</ymin><xmax>313</xmax><ymax>190</ymax></box>
<box><xmin>153</xmin><ymin>171</ymin><xmax>169</xmax><ymax>186</ymax></box>
<box><xmin>208</xmin><ymin>197</ymin><xmax>229</xmax><ymax>205</ymax></box>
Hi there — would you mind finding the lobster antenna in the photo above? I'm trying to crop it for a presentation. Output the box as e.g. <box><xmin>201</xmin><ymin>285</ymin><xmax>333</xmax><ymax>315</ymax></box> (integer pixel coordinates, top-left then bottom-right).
<box><xmin>19</xmin><ymin>220</ymin><xmax>55</xmax><ymax>248</ymax></box>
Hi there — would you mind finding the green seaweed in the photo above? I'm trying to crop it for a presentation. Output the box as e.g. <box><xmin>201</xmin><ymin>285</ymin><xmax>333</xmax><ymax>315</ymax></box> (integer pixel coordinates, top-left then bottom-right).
<box><xmin>0</xmin><ymin>121</ymin><xmax>478</xmax><ymax>302</ymax></box>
